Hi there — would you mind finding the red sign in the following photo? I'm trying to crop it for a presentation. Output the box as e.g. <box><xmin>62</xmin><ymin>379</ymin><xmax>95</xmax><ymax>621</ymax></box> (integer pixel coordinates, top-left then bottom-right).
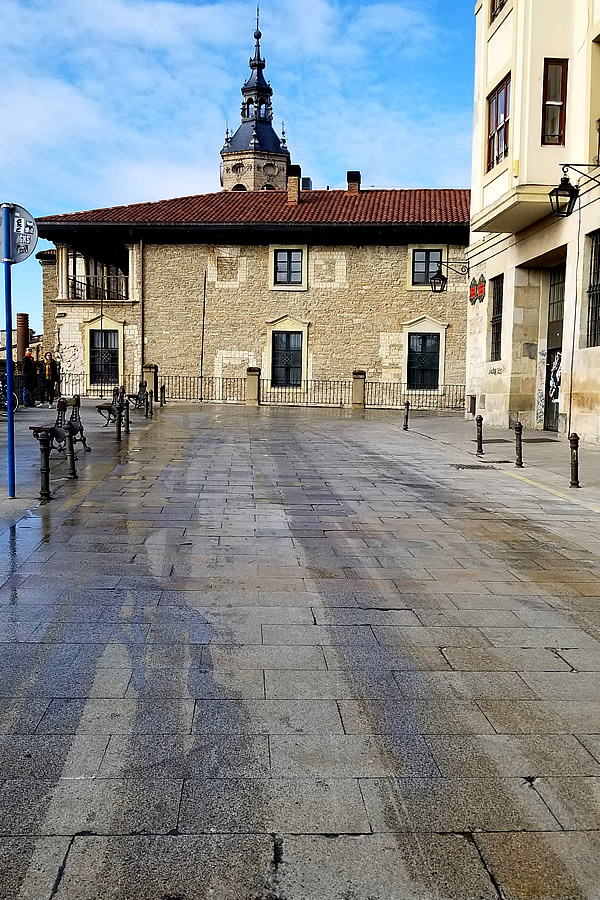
<box><xmin>478</xmin><ymin>275</ymin><xmax>486</xmax><ymax>300</ymax></box>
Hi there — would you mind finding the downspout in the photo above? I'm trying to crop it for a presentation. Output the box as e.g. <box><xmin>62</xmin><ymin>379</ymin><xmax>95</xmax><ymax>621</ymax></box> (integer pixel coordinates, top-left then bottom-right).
<box><xmin>139</xmin><ymin>238</ymin><xmax>144</xmax><ymax>374</ymax></box>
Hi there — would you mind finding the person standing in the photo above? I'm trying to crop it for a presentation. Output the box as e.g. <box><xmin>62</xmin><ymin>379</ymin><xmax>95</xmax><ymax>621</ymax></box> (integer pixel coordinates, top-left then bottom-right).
<box><xmin>21</xmin><ymin>348</ymin><xmax>37</xmax><ymax>407</ymax></box>
<box><xmin>42</xmin><ymin>352</ymin><xmax>59</xmax><ymax>408</ymax></box>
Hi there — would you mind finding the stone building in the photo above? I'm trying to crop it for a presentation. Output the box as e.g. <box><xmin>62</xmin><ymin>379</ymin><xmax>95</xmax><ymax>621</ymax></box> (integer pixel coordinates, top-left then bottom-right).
<box><xmin>466</xmin><ymin>0</ymin><xmax>600</xmax><ymax>440</ymax></box>
<box><xmin>36</xmin><ymin>28</ymin><xmax>470</xmax><ymax>400</ymax></box>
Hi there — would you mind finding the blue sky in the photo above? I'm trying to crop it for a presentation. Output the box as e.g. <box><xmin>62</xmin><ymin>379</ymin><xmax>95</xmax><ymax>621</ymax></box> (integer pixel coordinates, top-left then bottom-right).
<box><xmin>0</xmin><ymin>0</ymin><xmax>475</xmax><ymax>332</ymax></box>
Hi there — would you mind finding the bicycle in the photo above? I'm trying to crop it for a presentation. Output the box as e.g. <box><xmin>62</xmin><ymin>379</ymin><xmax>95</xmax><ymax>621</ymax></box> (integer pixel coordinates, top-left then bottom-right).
<box><xmin>0</xmin><ymin>379</ymin><xmax>19</xmax><ymax>414</ymax></box>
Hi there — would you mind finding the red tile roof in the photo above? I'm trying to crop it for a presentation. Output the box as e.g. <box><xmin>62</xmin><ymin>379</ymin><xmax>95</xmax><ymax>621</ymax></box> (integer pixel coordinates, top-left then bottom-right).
<box><xmin>37</xmin><ymin>188</ymin><xmax>470</xmax><ymax>228</ymax></box>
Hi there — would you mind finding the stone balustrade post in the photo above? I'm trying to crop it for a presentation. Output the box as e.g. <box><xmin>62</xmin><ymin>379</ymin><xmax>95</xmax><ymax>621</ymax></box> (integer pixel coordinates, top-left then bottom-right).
<box><xmin>246</xmin><ymin>367</ymin><xmax>261</xmax><ymax>407</ymax></box>
<box><xmin>352</xmin><ymin>370</ymin><xmax>366</xmax><ymax>410</ymax></box>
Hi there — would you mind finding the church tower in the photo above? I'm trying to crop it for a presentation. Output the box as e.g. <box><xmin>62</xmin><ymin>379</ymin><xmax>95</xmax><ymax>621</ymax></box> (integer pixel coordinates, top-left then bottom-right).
<box><xmin>221</xmin><ymin>21</ymin><xmax>290</xmax><ymax>192</ymax></box>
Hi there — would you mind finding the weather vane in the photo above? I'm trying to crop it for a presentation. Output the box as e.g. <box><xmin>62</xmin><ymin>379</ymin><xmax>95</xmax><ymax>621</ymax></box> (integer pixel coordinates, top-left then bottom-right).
<box><xmin>256</xmin><ymin>4</ymin><xmax>260</xmax><ymax>31</ymax></box>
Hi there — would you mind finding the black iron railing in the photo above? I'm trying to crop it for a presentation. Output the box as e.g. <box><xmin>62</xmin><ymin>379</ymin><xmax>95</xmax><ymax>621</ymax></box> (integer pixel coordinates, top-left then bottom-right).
<box><xmin>159</xmin><ymin>375</ymin><xmax>246</xmax><ymax>403</ymax></box>
<box><xmin>261</xmin><ymin>379</ymin><xmax>353</xmax><ymax>407</ymax></box>
<box><xmin>69</xmin><ymin>276</ymin><xmax>128</xmax><ymax>302</ymax></box>
<box><xmin>366</xmin><ymin>382</ymin><xmax>466</xmax><ymax>410</ymax></box>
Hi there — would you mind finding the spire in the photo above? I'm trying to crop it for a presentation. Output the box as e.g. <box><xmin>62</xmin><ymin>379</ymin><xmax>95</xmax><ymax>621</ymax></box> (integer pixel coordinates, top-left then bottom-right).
<box><xmin>220</xmin><ymin>16</ymin><xmax>291</xmax><ymax>190</ymax></box>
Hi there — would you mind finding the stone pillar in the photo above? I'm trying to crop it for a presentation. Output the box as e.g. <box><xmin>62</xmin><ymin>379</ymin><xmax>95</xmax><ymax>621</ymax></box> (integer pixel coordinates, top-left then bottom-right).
<box><xmin>352</xmin><ymin>370</ymin><xmax>366</xmax><ymax>409</ymax></box>
<box><xmin>56</xmin><ymin>245</ymin><xmax>69</xmax><ymax>299</ymax></box>
<box><xmin>246</xmin><ymin>367</ymin><xmax>261</xmax><ymax>406</ymax></box>
<box><xmin>16</xmin><ymin>313</ymin><xmax>29</xmax><ymax>362</ymax></box>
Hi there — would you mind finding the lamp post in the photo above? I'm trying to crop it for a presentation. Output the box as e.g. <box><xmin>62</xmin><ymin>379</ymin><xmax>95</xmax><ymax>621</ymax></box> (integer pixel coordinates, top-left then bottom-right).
<box><xmin>429</xmin><ymin>261</ymin><xmax>470</xmax><ymax>293</ymax></box>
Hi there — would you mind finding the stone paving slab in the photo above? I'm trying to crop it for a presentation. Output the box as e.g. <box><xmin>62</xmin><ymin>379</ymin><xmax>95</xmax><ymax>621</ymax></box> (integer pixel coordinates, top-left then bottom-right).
<box><xmin>2</xmin><ymin>404</ymin><xmax>600</xmax><ymax>897</ymax></box>
<box><xmin>359</xmin><ymin>776</ymin><xmax>559</xmax><ymax>832</ymax></box>
<box><xmin>179</xmin><ymin>777</ymin><xmax>369</xmax><ymax>834</ymax></box>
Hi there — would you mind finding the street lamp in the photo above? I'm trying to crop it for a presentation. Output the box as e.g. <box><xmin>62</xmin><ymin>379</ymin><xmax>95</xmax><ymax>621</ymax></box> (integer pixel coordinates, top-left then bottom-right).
<box><xmin>429</xmin><ymin>260</ymin><xmax>470</xmax><ymax>293</ymax></box>
<box><xmin>549</xmin><ymin>164</ymin><xmax>600</xmax><ymax>218</ymax></box>
<box><xmin>549</xmin><ymin>167</ymin><xmax>580</xmax><ymax>218</ymax></box>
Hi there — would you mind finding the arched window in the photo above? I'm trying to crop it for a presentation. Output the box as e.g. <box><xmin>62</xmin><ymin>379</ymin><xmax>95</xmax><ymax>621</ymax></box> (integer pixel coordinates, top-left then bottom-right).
<box><xmin>262</xmin><ymin>184</ymin><xmax>276</xmax><ymax>191</ymax></box>
<box><xmin>232</xmin><ymin>184</ymin><xmax>248</xmax><ymax>192</ymax></box>
<box><xmin>258</xmin><ymin>101</ymin><xmax>267</xmax><ymax>119</ymax></box>
<box><xmin>247</xmin><ymin>100</ymin><xmax>255</xmax><ymax>118</ymax></box>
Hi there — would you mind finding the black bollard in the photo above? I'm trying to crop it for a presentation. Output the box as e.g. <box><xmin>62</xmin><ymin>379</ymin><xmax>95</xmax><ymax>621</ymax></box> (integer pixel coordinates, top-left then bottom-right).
<box><xmin>145</xmin><ymin>392</ymin><xmax>149</xmax><ymax>419</ymax></box>
<box><xmin>476</xmin><ymin>415</ymin><xmax>484</xmax><ymax>455</ymax></box>
<box><xmin>149</xmin><ymin>390</ymin><xmax>154</xmax><ymax>418</ymax></box>
<box><xmin>38</xmin><ymin>431</ymin><xmax>52</xmax><ymax>501</ymax></box>
<box><xmin>116</xmin><ymin>401</ymin><xmax>123</xmax><ymax>442</ymax></box>
<box><xmin>160</xmin><ymin>384</ymin><xmax>166</xmax><ymax>407</ymax></box>
<box><xmin>514</xmin><ymin>421</ymin><xmax>524</xmax><ymax>468</ymax></box>
<box><xmin>570</xmin><ymin>433</ymin><xmax>581</xmax><ymax>488</ymax></box>
<box><xmin>403</xmin><ymin>401</ymin><xmax>410</xmax><ymax>431</ymax></box>
<box><xmin>124</xmin><ymin>400</ymin><xmax>131</xmax><ymax>435</ymax></box>
<box><xmin>64</xmin><ymin>423</ymin><xmax>78</xmax><ymax>479</ymax></box>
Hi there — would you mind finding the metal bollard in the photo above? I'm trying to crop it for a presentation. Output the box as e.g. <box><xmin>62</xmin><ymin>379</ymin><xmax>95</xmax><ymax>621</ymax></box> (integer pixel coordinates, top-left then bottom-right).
<box><xmin>38</xmin><ymin>431</ymin><xmax>52</xmax><ymax>501</ymax></box>
<box><xmin>116</xmin><ymin>402</ymin><xmax>123</xmax><ymax>442</ymax></box>
<box><xmin>476</xmin><ymin>415</ymin><xmax>484</xmax><ymax>455</ymax></box>
<box><xmin>160</xmin><ymin>384</ymin><xmax>166</xmax><ymax>407</ymax></box>
<box><xmin>145</xmin><ymin>393</ymin><xmax>149</xmax><ymax>418</ymax></box>
<box><xmin>514</xmin><ymin>421</ymin><xmax>524</xmax><ymax>468</ymax></box>
<box><xmin>570</xmin><ymin>433</ymin><xmax>581</xmax><ymax>488</ymax></box>
<box><xmin>403</xmin><ymin>401</ymin><xmax>410</xmax><ymax>431</ymax></box>
<box><xmin>64</xmin><ymin>423</ymin><xmax>78</xmax><ymax>479</ymax></box>
<box><xmin>149</xmin><ymin>390</ymin><xmax>154</xmax><ymax>418</ymax></box>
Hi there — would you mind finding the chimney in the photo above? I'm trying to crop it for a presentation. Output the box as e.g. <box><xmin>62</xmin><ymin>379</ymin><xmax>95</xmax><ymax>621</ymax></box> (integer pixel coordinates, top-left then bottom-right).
<box><xmin>16</xmin><ymin>313</ymin><xmax>29</xmax><ymax>362</ymax></box>
<box><xmin>347</xmin><ymin>170</ymin><xmax>361</xmax><ymax>194</ymax></box>
<box><xmin>287</xmin><ymin>164</ymin><xmax>302</xmax><ymax>204</ymax></box>
<box><xmin>301</xmin><ymin>177</ymin><xmax>313</xmax><ymax>192</ymax></box>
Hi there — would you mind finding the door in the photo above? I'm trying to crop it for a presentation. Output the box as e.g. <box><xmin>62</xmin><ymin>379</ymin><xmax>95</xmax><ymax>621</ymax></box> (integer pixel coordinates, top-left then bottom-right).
<box><xmin>544</xmin><ymin>264</ymin><xmax>565</xmax><ymax>431</ymax></box>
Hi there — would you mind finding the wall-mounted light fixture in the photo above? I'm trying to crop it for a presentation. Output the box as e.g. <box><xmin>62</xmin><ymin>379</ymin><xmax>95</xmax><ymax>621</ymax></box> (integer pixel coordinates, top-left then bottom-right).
<box><xmin>429</xmin><ymin>260</ymin><xmax>470</xmax><ymax>293</ymax></box>
<box><xmin>549</xmin><ymin>163</ymin><xmax>600</xmax><ymax>218</ymax></box>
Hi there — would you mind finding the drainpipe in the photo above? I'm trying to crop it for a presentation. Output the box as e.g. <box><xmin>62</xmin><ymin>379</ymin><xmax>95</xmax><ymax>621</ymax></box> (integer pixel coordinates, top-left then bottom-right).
<box><xmin>139</xmin><ymin>239</ymin><xmax>144</xmax><ymax>374</ymax></box>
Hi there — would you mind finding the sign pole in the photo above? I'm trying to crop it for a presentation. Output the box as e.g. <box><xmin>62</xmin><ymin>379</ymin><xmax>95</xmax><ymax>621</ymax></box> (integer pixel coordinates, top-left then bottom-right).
<box><xmin>2</xmin><ymin>204</ymin><xmax>15</xmax><ymax>498</ymax></box>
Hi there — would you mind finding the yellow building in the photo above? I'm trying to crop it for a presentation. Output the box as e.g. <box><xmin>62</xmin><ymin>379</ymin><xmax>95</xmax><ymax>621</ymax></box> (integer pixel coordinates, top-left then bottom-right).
<box><xmin>467</xmin><ymin>0</ymin><xmax>600</xmax><ymax>440</ymax></box>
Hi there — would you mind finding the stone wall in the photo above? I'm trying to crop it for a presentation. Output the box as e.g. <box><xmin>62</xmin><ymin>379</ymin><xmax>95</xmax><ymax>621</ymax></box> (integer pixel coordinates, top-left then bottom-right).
<box><xmin>142</xmin><ymin>242</ymin><xmax>468</xmax><ymax>384</ymax></box>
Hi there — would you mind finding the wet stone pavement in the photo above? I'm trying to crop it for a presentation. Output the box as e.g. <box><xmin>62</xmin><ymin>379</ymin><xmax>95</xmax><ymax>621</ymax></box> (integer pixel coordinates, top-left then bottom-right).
<box><xmin>1</xmin><ymin>404</ymin><xmax>600</xmax><ymax>899</ymax></box>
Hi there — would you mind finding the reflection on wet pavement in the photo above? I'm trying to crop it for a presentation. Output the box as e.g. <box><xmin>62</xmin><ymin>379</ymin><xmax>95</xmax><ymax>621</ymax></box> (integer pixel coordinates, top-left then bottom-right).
<box><xmin>0</xmin><ymin>404</ymin><xmax>599</xmax><ymax>898</ymax></box>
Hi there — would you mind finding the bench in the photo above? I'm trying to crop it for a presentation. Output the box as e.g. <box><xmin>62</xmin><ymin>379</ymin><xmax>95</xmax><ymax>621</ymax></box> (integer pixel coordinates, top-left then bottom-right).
<box><xmin>127</xmin><ymin>380</ymin><xmax>147</xmax><ymax>410</ymax></box>
<box><xmin>29</xmin><ymin>396</ymin><xmax>90</xmax><ymax>453</ymax></box>
<box><xmin>96</xmin><ymin>386</ymin><xmax>125</xmax><ymax>426</ymax></box>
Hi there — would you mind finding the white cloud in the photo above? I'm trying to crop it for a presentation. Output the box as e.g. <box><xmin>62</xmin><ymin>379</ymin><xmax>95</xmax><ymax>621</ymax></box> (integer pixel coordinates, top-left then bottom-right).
<box><xmin>0</xmin><ymin>0</ymin><xmax>474</xmax><ymax>329</ymax></box>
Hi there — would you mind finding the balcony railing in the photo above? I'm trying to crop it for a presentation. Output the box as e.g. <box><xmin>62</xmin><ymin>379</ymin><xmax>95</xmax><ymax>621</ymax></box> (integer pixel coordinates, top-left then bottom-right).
<box><xmin>69</xmin><ymin>276</ymin><xmax>128</xmax><ymax>302</ymax></box>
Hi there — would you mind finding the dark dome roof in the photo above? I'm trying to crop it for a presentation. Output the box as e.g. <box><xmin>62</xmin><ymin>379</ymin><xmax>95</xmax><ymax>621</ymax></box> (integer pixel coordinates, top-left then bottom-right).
<box><xmin>224</xmin><ymin>120</ymin><xmax>289</xmax><ymax>155</ymax></box>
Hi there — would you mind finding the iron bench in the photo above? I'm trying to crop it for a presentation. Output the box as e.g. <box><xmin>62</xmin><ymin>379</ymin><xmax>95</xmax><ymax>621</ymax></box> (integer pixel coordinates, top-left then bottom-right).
<box><xmin>96</xmin><ymin>386</ymin><xmax>125</xmax><ymax>426</ymax></box>
<box><xmin>29</xmin><ymin>396</ymin><xmax>90</xmax><ymax>453</ymax></box>
<box><xmin>127</xmin><ymin>380</ymin><xmax>148</xmax><ymax>410</ymax></box>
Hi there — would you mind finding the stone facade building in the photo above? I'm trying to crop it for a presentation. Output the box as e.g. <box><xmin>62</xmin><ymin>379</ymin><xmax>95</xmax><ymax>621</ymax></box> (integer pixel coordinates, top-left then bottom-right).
<box><xmin>36</xmin><ymin>28</ymin><xmax>470</xmax><ymax>399</ymax></box>
<box><xmin>467</xmin><ymin>0</ymin><xmax>600</xmax><ymax>440</ymax></box>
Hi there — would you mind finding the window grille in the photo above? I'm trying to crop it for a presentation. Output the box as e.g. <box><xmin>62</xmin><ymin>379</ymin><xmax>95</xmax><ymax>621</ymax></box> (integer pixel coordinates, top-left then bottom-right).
<box><xmin>587</xmin><ymin>231</ymin><xmax>600</xmax><ymax>348</ymax></box>
<box><xmin>272</xmin><ymin>331</ymin><xmax>302</xmax><ymax>386</ymax></box>
<box><xmin>490</xmin><ymin>275</ymin><xmax>504</xmax><ymax>362</ymax></box>
<box><xmin>407</xmin><ymin>333</ymin><xmax>440</xmax><ymax>389</ymax></box>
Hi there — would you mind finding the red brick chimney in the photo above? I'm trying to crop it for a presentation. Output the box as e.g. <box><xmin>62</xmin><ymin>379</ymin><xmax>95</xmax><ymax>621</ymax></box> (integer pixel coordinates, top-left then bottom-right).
<box><xmin>347</xmin><ymin>171</ymin><xmax>362</xmax><ymax>194</ymax></box>
<box><xmin>287</xmin><ymin>164</ymin><xmax>302</xmax><ymax>204</ymax></box>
